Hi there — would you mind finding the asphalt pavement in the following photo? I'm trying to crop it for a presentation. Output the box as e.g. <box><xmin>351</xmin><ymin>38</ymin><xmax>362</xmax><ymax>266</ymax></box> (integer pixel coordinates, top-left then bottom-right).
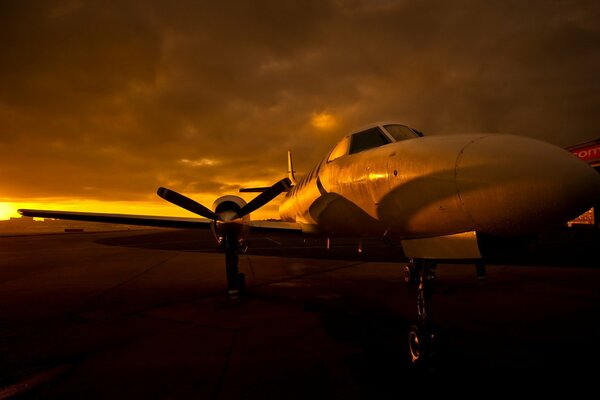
<box><xmin>0</xmin><ymin>229</ymin><xmax>598</xmax><ymax>398</ymax></box>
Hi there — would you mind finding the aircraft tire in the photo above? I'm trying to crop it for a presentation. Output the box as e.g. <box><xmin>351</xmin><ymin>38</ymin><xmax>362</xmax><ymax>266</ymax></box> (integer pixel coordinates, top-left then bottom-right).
<box><xmin>408</xmin><ymin>325</ymin><xmax>438</xmax><ymax>370</ymax></box>
<box><xmin>404</xmin><ymin>264</ymin><xmax>418</xmax><ymax>284</ymax></box>
<box><xmin>238</xmin><ymin>272</ymin><xmax>246</xmax><ymax>292</ymax></box>
<box><xmin>408</xmin><ymin>325</ymin><xmax>424</xmax><ymax>364</ymax></box>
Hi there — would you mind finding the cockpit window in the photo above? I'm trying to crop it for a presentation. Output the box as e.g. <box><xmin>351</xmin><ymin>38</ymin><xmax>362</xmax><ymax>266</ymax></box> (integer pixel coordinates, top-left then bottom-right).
<box><xmin>348</xmin><ymin>127</ymin><xmax>390</xmax><ymax>155</ymax></box>
<box><xmin>327</xmin><ymin>136</ymin><xmax>350</xmax><ymax>162</ymax></box>
<box><xmin>383</xmin><ymin>124</ymin><xmax>422</xmax><ymax>141</ymax></box>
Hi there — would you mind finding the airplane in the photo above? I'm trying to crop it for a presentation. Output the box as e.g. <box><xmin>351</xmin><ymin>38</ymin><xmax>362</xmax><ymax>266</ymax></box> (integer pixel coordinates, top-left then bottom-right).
<box><xmin>18</xmin><ymin>122</ymin><xmax>600</xmax><ymax>366</ymax></box>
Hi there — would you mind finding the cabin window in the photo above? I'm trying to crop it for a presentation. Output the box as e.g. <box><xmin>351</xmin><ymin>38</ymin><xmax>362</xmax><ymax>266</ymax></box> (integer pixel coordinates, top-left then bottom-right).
<box><xmin>327</xmin><ymin>136</ymin><xmax>350</xmax><ymax>162</ymax></box>
<box><xmin>348</xmin><ymin>127</ymin><xmax>390</xmax><ymax>155</ymax></box>
<box><xmin>383</xmin><ymin>124</ymin><xmax>422</xmax><ymax>141</ymax></box>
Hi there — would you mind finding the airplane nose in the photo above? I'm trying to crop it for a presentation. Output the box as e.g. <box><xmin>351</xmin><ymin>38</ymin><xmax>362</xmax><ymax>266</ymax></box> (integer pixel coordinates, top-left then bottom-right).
<box><xmin>455</xmin><ymin>135</ymin><xmax>600</xmax><ymax>235</ymax></box>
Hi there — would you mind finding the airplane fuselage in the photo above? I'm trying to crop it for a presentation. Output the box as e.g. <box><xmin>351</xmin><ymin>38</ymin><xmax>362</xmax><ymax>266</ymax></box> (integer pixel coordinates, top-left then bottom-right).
<box><xmin>279</xmin><ymin>124</ymin><xmax>600</xmax><ymax>245</ymax></box>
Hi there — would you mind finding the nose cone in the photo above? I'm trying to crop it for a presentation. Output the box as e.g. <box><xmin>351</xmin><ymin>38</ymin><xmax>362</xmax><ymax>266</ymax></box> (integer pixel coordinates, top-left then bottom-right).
<box><xmin>456</xmin><ymin>135</ymin><xmax>600</xmax><ymax>235</ymax></box>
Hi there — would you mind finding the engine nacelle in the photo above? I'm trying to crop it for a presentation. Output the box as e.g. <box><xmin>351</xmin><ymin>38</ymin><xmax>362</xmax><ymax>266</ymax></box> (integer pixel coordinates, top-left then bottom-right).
<box><xmin>210</xmin><ymin>195</ymin><xmax>250</xmax><ymax>249</ymax></box>
<box><xmin>212</xmin><ymin>195</ymin><xmax>247</xmax><ymax>216</ymax></box>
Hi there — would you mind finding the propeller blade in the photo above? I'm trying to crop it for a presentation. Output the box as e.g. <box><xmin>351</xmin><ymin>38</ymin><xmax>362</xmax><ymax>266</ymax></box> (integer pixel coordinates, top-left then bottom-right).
<box><xmin>157</xmin><ymin>187</ymin><xmax>218</xmax><ymax>220</ymax></box>
<box><xmin>236</xmin><ymin>178</ymin><xmax>291</xmax><ymax>219</ymax></box>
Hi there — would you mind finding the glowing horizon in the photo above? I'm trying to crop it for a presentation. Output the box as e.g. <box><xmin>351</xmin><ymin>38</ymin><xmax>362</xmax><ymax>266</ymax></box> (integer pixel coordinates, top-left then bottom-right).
<box><xmin>0</xmin><ymin>197</ymin><xmax>281</xmax><ymax>222</ymax></box>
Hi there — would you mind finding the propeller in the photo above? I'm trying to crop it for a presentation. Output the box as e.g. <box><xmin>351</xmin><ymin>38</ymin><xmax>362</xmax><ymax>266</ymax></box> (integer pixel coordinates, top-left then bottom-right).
<box><xmin>157</xmin><ymin>187</ymin><xmax>218</xmax><ymax>220</ymax></box>
<box><xmin>157</xmin><ymin>177</ymin><xmax>291</xmax><ymax>221</ymax></box>
<box><xmin>236</xmin><ymin>178</ymin><xmax>291</xmax><ymax>219</ymax></box>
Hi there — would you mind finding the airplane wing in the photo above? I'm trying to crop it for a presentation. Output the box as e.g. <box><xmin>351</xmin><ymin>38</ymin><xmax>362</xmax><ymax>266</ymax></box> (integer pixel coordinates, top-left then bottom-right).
<box><xmin>18</xmin><ymin>209</ymin><xmax>211</xmax><ymax>229</ymax></box>
<box><xmin>18</xmin><ymin>209</ymin><xmax>306</xmax><ymax>233</ymax></box>
<box><xmin>247</xmin><ymin>220</ymin><xmax>303</xmax><ymax>234</ymax></box>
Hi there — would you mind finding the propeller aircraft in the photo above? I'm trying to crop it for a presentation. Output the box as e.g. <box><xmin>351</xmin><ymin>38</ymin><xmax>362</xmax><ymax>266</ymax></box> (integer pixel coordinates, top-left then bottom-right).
<box><xmin>19</xmin><ymin>122</ymin><xmax>600</xmax><ymax>365</ymax></box>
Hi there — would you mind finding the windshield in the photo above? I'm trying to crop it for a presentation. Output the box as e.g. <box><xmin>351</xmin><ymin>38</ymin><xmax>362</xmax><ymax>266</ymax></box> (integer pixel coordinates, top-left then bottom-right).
<box><xmin>383</xmin><ymin>124</ymin><xmax>422</xmax><ymax>141</ymax></box>
<box><xmin>348</xmin><ymin>127</ymin><xmax>391</xmax><ymax>155</ymax></box>
<box><xmin>327</xmin><ymin>136</ymin><xmax>350</xmax><ymax>162</ymax></box>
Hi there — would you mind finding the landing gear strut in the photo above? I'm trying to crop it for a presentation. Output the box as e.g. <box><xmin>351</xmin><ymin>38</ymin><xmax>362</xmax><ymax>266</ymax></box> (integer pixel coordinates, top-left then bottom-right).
<box><xmin>407</xmin><ymin>259</ymin><xmax>438</xmax><ymax>368</ymax></box>
<box><xmin>222</xmin><ymin>234</ymin><xmax>245</xmax><ymax>299</ymax></box>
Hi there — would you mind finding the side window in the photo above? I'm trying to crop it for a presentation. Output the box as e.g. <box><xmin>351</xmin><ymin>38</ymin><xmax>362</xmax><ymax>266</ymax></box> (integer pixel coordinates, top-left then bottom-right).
<box><xmin>348</xmin><ymin>127</ymin><xmax>390</xmax><ymax>155</ymax></box>
<box><xmin>327</xmin><ymin>136</ymin><xmax>350</xmax><ymax>162</ymax></box>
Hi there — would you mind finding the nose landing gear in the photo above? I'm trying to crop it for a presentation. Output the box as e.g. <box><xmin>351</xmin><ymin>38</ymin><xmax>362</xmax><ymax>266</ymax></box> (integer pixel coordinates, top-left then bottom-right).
<box><xmin>222</xmin><ymin>234</ymin><xmax>246</xmax><ymax>299</ymax></box>
<box><xmin>407</xmin><ymin>259</ymin><xmax>438</xmax><ymax>369</ymax></box>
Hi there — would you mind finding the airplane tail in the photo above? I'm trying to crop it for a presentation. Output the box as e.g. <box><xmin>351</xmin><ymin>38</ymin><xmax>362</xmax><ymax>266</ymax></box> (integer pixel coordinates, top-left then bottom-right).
<box><xmin>240</xmin><ymin>151</ymin><xmax>296</xmax><ymax>193</ymax></box>
<box><xmin>287</xmin><ymin>150</ymin><xmax>297</xmax><ymax>185</ymax></box>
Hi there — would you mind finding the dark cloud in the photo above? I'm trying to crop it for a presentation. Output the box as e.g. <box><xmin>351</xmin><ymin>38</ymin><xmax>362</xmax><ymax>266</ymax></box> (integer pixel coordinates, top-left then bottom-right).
<box><xmin>1</xmin><ymin>0</ymin><xmax>600</xmax><ymax>211</ymax></box>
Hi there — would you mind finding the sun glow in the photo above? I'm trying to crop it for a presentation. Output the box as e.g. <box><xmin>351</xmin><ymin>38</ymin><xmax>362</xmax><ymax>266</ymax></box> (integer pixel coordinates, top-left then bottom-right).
<box><xmin>311</xmin><ymin>111</ymin><xmax>336</xmax><ymax>130</ymax></box>
<box><xmin>0</xmin><ymin>203</ymin><xmax>17</xmax><ymax>220</ymax></box>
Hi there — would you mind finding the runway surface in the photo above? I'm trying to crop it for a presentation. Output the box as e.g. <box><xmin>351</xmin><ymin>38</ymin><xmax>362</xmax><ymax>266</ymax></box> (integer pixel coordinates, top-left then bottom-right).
<box><xmin>0</xmin><ymin>229</ymin><xmax>598</xmax><ymax>397</ymax></box>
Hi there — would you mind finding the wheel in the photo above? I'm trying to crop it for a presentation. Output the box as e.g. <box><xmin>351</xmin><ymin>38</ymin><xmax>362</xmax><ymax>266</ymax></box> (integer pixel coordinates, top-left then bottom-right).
<box><xmin>408</xmin><ymin>325</ymin><xmax>423</xmax><ymax>364</ymax></box>
<box><xmin>408</xmin><ymin>325</ymin><xmax>438</xmax><ymax>368</ymax></box>
<box><xmin>404</xmin><ymin>264</ymin><xmax>418</xmax><ymax>284</ymax></box>
<box><xmin>237</xmin><ymin>272</ymin><xmax>246</xmax><ymax>292</ymax></box>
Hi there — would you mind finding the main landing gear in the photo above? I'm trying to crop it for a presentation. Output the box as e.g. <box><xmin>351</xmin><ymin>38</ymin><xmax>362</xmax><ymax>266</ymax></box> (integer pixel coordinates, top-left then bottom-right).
<box><xmin>404</xmin><ymin>258</ymin><xmax>488</xmax><ymax>367</ymax></box>
<box><xmin>405</xmin><ymin>259</ymin><xmax>438</xmax><ymax>368</ymax></box>
<box><xmin>222</xmin><ymin>234</ymin><xmax>246</xmax><ymax>300</ymax></box>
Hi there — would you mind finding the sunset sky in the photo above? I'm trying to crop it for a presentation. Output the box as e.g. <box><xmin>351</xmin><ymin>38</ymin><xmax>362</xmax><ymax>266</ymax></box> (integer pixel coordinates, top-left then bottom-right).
<box><xmin>1</xmin><ymin>0</ymin><xmax>600</xmax><ymax>220</ymax></box>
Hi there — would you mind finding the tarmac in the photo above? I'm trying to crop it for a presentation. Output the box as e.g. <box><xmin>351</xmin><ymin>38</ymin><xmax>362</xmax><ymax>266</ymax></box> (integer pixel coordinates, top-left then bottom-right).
<box><xmin>0</xmin><ymin>228</ymin><xmax>598</xmax><ymax>398</ymax></box>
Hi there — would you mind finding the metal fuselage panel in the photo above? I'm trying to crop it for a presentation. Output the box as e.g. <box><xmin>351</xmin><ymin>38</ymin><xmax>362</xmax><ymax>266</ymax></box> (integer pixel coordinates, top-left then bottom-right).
<box><xmin>279</xmin><ymin>135</ymin><xmax>483</xmax><ymax>237</ymax></box>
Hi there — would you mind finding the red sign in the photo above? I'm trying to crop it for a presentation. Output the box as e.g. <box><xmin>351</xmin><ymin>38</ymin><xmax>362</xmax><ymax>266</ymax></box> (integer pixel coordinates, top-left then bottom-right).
<box><xmin>571</xmin><ymin>144</ymin><xmax>600</xmax><ymax>162</ymax></box>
